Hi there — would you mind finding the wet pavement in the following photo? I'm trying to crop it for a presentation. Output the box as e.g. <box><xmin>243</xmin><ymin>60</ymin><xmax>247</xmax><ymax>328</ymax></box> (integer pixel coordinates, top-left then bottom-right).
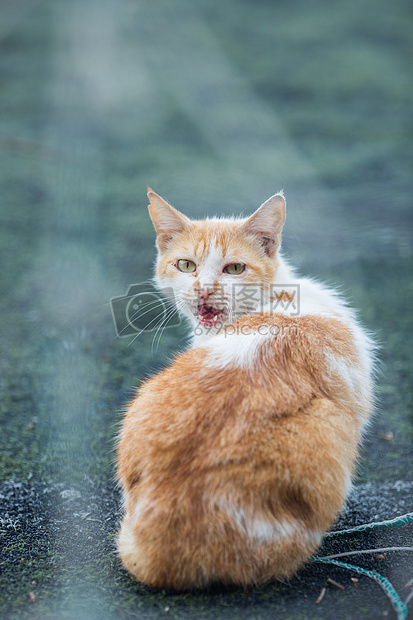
<box><xmin>0</xmin><ymin>0</ymin><xmax>412</xmax><ymax>618</ymax></box>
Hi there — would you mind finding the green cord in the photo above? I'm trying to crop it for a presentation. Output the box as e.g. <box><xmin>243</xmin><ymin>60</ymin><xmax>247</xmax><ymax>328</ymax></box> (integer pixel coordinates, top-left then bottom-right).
<box><xmin>312</xmin><ymin>557</ymin><xmax>408</xmax><ymax>620</ymax></box>
<box><xmin>324</xmin><ymin>512</ymin><xmax>413</xmax><ymax>538</ymax></box>
<box><xmin>310</xmin><ymin>512</ymin><xmax>413</xmax><ymax>619</ymax></box>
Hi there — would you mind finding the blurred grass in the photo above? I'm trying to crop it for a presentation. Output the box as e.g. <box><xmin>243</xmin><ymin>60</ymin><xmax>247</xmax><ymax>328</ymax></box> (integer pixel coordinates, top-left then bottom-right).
<box><xmin>0</xmin><ymin>0</ymin><xmax>412</xmax><ymax>617</ymax></box>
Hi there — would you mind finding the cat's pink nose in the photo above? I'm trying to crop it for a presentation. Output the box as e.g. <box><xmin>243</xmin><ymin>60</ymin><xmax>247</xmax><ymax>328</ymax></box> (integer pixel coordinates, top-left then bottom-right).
<box><xmin>198</xmin><ymin>288</ymin><xmax>213</xmax><ymax>302</ymax></box>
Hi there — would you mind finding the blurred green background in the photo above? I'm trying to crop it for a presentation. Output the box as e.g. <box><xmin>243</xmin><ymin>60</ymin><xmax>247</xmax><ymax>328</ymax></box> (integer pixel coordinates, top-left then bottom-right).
<box><xmin>0</xmin><ymin>0</ymin><xmax>412</xmax><ymax>618</ymax></box>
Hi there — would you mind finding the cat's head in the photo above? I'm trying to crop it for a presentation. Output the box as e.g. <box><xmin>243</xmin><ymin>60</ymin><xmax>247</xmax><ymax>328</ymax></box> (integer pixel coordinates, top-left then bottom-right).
<box><xmin>148</xmin><ymin>189</ymin><xmax>286</xmax><ymax>334</ymax></box>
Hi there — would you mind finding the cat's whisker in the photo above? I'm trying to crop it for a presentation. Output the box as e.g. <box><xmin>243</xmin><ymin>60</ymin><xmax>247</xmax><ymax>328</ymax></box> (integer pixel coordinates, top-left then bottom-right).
<box><xmin>113</xmin><ymin>291</ymin><xmax>163</xmax><ymax>305</ymax></box>
<box><xmin>151</xmin><ymin>300</ymin><xmax>182</xmax><ymax>348</ymax></box>
<box><xmin>114</xmin><ymin>299</ymin><xmax>172</xmax><ymax>340</ymax></box>
<box><xmin>151</xmin><ymin>300</ymin><xmax>184</xmax><ymax>355</ymax></box>
<box><xmin>127</xmin><ymin>299</ymin><xmax>174</xmax><ymax>325</ymax></box>
<box><xmin>127</xmin><ymin>316</ymin><xmax>164</xmax><ymax>348</ymax></box>
<box><xmin>128</xmin><ymin>298</ymin><xmax>170</xmax><ymax>315</ymax></box>
<box><xmin>125</xmin><ymin>301</ymin><xmax>179</xmax><ymax>346</ymax></box>
<box><xmin>126</xmin><ymin>329</ymin><xmax>144</xmax><ymax>348</ymax></box>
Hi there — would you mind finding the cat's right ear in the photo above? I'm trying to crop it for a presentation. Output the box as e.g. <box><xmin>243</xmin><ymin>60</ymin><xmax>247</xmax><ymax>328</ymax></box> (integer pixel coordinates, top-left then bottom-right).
<box><xmin>147</xmin><ymin>188</ymin><xmax>191</xmax><ymax>252</ymax></box>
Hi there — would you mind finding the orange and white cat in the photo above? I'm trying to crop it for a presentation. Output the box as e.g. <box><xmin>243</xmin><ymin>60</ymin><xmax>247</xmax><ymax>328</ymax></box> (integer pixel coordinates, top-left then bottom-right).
<box><xmin>116</xmin><ymin>189</ymin><xmax>375</xmax><ymax>590</ymax></box>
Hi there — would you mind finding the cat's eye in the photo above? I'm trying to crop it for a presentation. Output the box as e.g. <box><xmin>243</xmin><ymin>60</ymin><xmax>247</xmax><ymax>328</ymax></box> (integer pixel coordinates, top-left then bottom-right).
<box><xmin>176</xmin><ymin>259</ymin><xmax>197</xmax><ymax>273</ymax></box>
<box><xmin>223</xmin><ymin>263</ymin><xmax>246</xmax><ymax>275</ymax></box>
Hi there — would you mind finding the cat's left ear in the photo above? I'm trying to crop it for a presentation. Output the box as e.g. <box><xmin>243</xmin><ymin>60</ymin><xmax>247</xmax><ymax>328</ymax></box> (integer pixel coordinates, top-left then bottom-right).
<box><xmin>242</xmin><ymin>192</ymin><xmax>286</xmax><ymax>258</ymax></box>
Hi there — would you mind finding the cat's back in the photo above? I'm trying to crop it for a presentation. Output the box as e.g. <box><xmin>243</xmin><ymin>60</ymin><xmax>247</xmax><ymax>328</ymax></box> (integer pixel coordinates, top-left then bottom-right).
<box><xmin>117</xmin><ymin>310</ymin><xmax>369</xmax><ymax>589</ymax></box>
<box><xmin>118</xmin><ymin>309</ymin><xmax>370</xmax><ymax>487</ymax></box>
<box><xmin>119</xmin><ymin>342</ymin><xmax>277</xmax><ymax>477</ymax></box>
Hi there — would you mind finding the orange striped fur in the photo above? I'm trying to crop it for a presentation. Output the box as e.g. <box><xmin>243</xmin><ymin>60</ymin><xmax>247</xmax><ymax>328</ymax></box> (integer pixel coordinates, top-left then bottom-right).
<box><xmin>116</xmin><ymin>190</ymin><xmax>374</xmax><ymax>589</ymax></box>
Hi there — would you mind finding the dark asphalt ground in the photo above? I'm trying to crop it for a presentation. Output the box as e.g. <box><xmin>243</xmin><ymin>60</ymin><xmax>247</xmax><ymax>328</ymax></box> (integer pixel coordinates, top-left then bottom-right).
<box><xmin>0</xmin><ymin>0</ymin><xmax>412</xmax><ymax>618</ymax></box>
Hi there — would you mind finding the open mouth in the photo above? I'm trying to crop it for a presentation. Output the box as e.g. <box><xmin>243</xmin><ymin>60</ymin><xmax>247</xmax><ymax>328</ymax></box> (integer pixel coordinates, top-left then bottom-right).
<box><xmin>196</xmin><ymin>304</ymin><xmax>226</xmax><ymax>327</ymax></box>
